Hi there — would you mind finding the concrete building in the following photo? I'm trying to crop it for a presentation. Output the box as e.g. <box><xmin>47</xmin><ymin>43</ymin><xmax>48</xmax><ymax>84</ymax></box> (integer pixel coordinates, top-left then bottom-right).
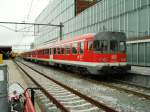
<box><xmin>34</xmin><ymin>0</ymin><xmax>150</xmax><ymax>66</ymax></box>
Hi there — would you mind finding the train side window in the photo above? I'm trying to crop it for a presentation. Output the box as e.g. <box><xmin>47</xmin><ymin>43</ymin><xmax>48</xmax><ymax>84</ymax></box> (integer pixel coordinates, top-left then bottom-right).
<box><xmin>47</xmin><ymin>49</ymin><xmax>49</xmax><ymax>54</ymax></box>
<box><xmin>53</xmin><ymin>48</ymin><xmax>57</xmax><ymax>54</ymax></box>
<box><xmin>66</xmin><ymin>45</ymin><xmax>70</xmax><ymax>54</ymax></box>
<box><xmin>88</xmin><ymin>41</ymin><xmax>93</xmax><ymax>50</ymax></box>
<box><xmin>44</xmin><ymin>49</ymin><xmax>49</xmax><ymax>55</ymax></box>
<box><xmin>72</xmin><ymin>43</ymin><xmax>78</xmax><ymax>54</ymax></box>
<box><xmin>59</xmin><ymin>48</ymin><xmax>62</xmax><ymax>54</ymax></box>
<box><xmin>80</xmin><ymin>42</ymin><xmax>84</xmax><ymax>54</ymax></box>
<box><xmin>62</xmin><ymin>47</ymin><xmax>65</xmax><ymax>54</ymax></box>
<box><xmin>43</xmin><ymin>50</ymin><xmax>45</xmax><ymax>54</ymax></box>
<box><xmin>50</xmin><ymin>48</ymin><xmax>52</xmax><ymax>55</ymax></box>
<box><xmin>57</xmin><ymin>48</ymin><xmax>61</xmax><ymax>54</ymax></box>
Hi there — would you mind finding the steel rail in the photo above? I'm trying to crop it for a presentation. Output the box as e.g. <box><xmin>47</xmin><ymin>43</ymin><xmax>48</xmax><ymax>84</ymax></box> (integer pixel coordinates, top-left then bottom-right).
<box><xmin>28</xmin><ymin>60</ymin><xmax>150</xmax><ymax>100</ymax></box>
<box><xmin>98</xmin><ymin>81</ymin><xmax>150</xmax><ymax>100</ymax></box>
<box><xmin>81</xmin><ymin>75</ymin><xmax>150</xmax><ymax>100</ymax></box>
<box><xmin>15</xmin><ymin>61</ymin><xmax>70</xmax><ymax>112</ymax></box>
<box><xmin>16</xmin><ymin>60</ymin><xmax>117</xmax><ymax>112</ymax></box>
<box><xmin>18</xmin><ymin>60</ymin><xmax>150</xmax><ymax>102</ymax></box>
<box><xmin>112</xmin><ymin>78</ymin><xmax>150</xmax><ymax>89</ymax></box>
<box><xmin>112</xmin><ymin>72</ymin><xmax>150</xmax><ymax>89</ymax></box>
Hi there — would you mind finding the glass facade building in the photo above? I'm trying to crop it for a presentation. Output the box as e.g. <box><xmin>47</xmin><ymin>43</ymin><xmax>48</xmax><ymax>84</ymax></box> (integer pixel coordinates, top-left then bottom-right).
<box><xmin>34</xmin><ymin>0</ymin><xmax>150</xmax><ymax>66</ymax></box>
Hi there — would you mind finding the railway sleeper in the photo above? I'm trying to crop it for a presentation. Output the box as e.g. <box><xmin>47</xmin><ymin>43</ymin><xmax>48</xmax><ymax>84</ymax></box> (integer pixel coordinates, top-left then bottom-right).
<box><xmin>71</xmin><ymin>107</ymin><xmax>101</xmax><ymax>112</ymax></box>
<box><xmin>61</xmin><ymin>99</ymin><xmax>86</xmax><ymax>105</ymax></box>
<box><xmin>58</xmin><ymin>96</ymin><xmax>80</xmax><ymax>102</ymax></box>
<box><xmin>54</xmin><ymin>94</ymin><xmax>76</xmax><ymax>98</ymax></box>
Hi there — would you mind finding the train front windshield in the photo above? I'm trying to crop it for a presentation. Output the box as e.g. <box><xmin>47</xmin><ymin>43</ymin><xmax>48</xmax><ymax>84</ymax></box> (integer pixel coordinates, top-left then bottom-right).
<box><xmin>119</xmin><ymin>41</ymin><xmax>126</xmax><ymax>53</ymax></box>
<box><xmin>94</xmin><ymin>40</ymin><xmax>126</xmax><ymax>53</ymax></box>
<box><xmin>93</xmin><ymin>40</ymin><xmax>108</xmax><ymax>53</ymax></box>
<box><xmin>110</xmin><ymin>40</ymin><xmax>126</xmax><ymax>53</ymax></box>
<box><xmin>110</xmin><ymin>40</ymin><xmax>118</xmax><ymax>53</ymax></box>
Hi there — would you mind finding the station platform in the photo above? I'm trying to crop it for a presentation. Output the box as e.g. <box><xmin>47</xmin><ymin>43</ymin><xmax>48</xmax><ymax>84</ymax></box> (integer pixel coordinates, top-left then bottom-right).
<box><xmin>130</xmin><ymin>66</ymin><xmax>150</xmax><ymax>76</ymax></box>
<box><xmin>4</xmin><ymin>60</ymin><xmax>28</xmax><ymax>88</ymax></box>
<box><xmin>4</xmin><ymin>60</ymin><xmax>41</xmax><ymax>112</ymax></box>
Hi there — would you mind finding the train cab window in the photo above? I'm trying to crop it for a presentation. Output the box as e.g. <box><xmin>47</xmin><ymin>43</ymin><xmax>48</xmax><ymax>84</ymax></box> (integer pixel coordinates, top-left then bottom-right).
<box><xmin>110</xmin><ymin>40</ymin><xmax>118</xmax><ymax>53</ymax></box>
<box><xmin>93</xmin><ymin>40</ymin><xmax>108</xmax><ymax>53</ymax></box>
<box><xmin>57</xmin><ymin>48</ymin><xmax>61</xmax><ymax>54</ymax></box>
<box><xmin>80</xmin><ymin>42</ymin><xmax>84</xmax><ymax>54</ymax></box>
<box><xmin>53</xmin><ymin>48</ymin><xmax>57</xmax><ymax>54</ymax></box>
<box><xmin>119</xmin><ymin>41</ymin><xmax>126</xmax><ymax>53</ymax></box>
<box><xmin>66</xmin><ymin>45</ymin><xmax>70</xmax><ymax>54</ymax></box>
<box><xmin>72</xmin><ymin>43</ymin><xmax>78</xmax><ymax>54</ymax></box>
<box><xmin>50</xmin><ymin>48</ymin><xmax>52</xmax><ymax>55</ymax></box>
<box><xmin>88</xmin><ymin>41</ymin><xmax>93</xmax><ymax>50</ymax></box>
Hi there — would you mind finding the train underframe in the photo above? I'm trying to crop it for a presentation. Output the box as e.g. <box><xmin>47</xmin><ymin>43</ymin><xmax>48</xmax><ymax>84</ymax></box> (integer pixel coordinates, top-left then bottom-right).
<box><xmin>23</xmin><ymin>58</ymin><xmax>131</xmax><ymax>76</ymax></box>
<box><xmin>89</xmin><ymin>65</ymin><xmax>131</xmax><ymax>75</ymax></box>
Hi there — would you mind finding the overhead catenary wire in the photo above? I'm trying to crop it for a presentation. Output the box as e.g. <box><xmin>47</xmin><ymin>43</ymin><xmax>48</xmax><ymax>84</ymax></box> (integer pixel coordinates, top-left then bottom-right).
<box><xmin>26</xmin><ymin>0</ymin><xmax>34</xmax><ymax>22</ymax></box>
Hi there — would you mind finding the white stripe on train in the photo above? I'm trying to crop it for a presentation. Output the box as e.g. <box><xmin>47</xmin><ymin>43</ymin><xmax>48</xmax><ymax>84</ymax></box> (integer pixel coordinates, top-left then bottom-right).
<box><xmin>26</xmin><ymin>57</ymin><xmax>127</xmax><ymax>68</ymax></box>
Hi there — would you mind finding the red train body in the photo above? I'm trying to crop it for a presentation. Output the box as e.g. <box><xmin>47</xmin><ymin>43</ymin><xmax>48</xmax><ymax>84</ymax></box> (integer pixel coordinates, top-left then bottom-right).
<box><xmin>22</xmin><ymin>32</ymin><xmax>130</xmax><ymax>75</ymax></box>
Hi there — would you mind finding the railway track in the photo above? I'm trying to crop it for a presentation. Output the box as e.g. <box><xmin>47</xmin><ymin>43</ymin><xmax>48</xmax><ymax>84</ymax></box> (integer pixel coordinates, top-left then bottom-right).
<box><xmin>22</xmin><ymin>60</ymin><xmax>150</xmax><ymax>101</ymax></box>
<box><xmin>110</xmin><ymin>73</ymin><xmax>150</xmax><ymax>89</ymax></box>
<box><xmin>94</xmin><ymin>80</ymin><xmax>150</xmax><ymax>100</ymax></box>
<box><xmin>15</xmin><ymin>61</ymin><xmax>117</xmax><ymax>112</ymax></box>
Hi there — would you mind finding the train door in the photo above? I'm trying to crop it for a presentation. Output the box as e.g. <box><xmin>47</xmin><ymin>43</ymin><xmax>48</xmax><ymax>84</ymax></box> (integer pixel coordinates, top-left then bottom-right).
<box><xmin>86</xmin><ymin>40</ymin><xmax>93</xmax><ymax>62</ymax></box>
<box><xmin>49</xmin><ymin>48</ymin><xmax>53</xmax><ymax>60</ymax></box>
<box><xmin>72</xmin><ymin>42</ymin><xmax>78</xmax><ymax>61</ymax></box>
<box><xmin>78</xmin><ymin>41</ymin><xmax>84</xmax><ymax>61</ymax></box>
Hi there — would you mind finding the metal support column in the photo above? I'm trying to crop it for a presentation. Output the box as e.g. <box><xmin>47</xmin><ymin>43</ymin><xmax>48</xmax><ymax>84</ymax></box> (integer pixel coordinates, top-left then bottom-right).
<box><xmin>31</xmin><ymin>89</ymin><xmax>35</xmax><ymax>106</ymax></box>
<box><xmin>60</xmin><ymin>22</ymin><xmax>63</xmax><ymax>40</ymax></box>
<box><xmin>148</xmin><ymin>0</ymin><xmax>150</xmax><ymax>35</ymax></box>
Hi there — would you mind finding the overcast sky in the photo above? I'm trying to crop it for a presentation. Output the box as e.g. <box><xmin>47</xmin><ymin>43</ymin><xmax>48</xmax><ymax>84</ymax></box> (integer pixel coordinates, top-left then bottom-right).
<box><xmin>0</xmin><ymin>0</ymin><xmax>50</xmax><ymax>51</ymax></box>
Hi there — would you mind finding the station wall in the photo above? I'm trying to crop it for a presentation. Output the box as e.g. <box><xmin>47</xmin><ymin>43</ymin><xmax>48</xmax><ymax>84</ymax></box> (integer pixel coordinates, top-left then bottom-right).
<box><xmin>34</xmin><ymin>0</ymin><xmax>150</xmax><ymax>66</ymax></box>
<box><xmin>127</xmin><ymin>41</ymin><xmax>150</xmax><ymax>66</ymax></box>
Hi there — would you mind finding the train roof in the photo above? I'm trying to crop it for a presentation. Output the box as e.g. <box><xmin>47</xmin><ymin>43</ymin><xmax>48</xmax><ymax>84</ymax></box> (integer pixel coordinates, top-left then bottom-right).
<box><xmin>35</xmin><ymin>33</ymin><xmax>94</xmax><ymax>50</ymax></box>
<box><xmin>95</xmin><ymin>32</ymin><xmax>126</xmax><ymax>41</ymax></box>
<box><xmin>27</xmin><ymin>32</ymin><xmax>126</xmax><ymax>52</ymax></box>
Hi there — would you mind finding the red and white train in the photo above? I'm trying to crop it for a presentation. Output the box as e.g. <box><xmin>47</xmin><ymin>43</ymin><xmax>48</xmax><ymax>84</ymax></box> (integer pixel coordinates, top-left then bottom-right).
<box><xmin>21</xmin><ymin>32</ymin><xmax>131</xmax><ymax>75</ymax></box>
